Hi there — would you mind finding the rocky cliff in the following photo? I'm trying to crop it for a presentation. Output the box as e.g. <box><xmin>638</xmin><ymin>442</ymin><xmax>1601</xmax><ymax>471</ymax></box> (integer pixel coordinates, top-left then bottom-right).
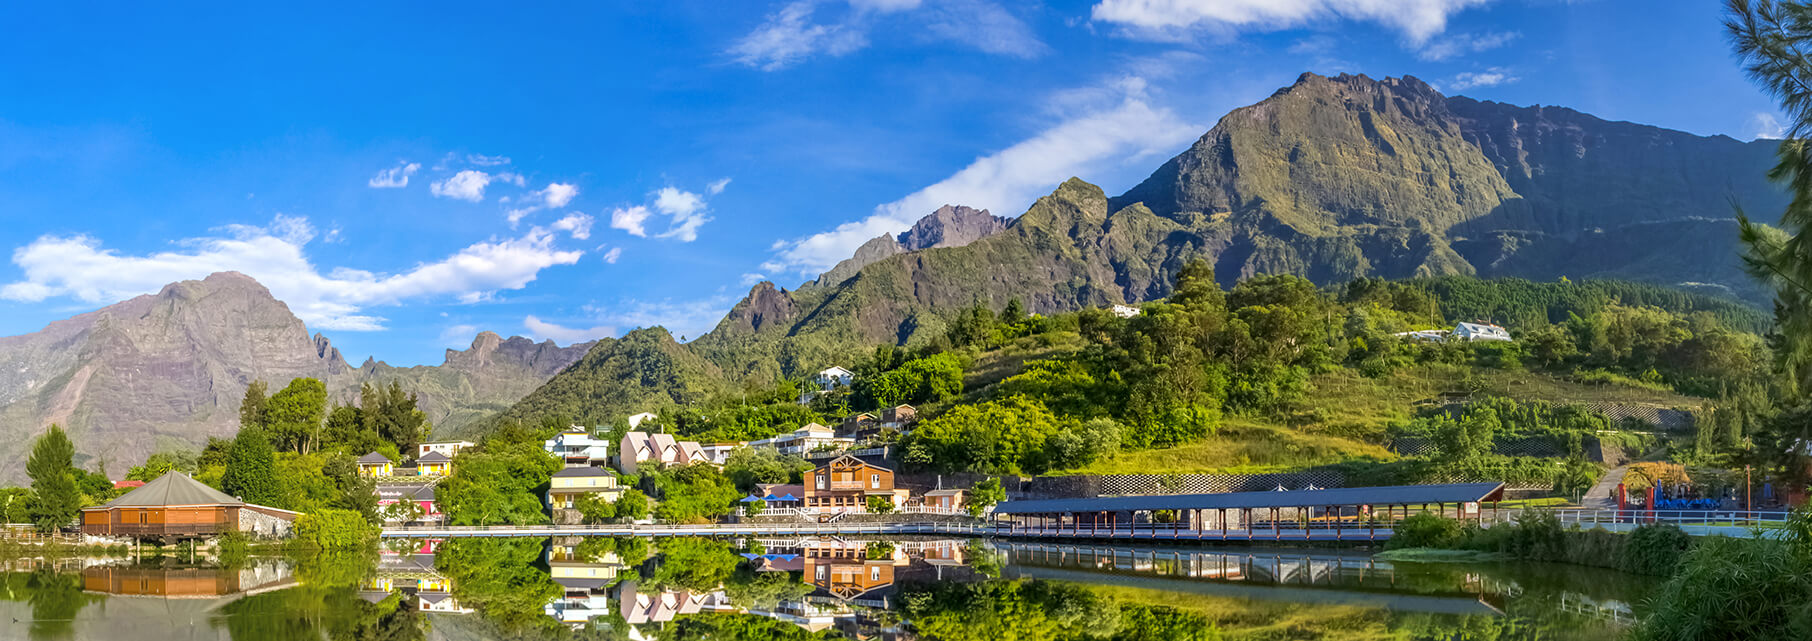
<box><xmin>0</xmin><ymin>272</ymin><xmax>587</xmax><ymax>482</ymax></box>
<box><xmin>809</xmin><ymin>205</ymin><xmax>1010</xmax><ymax>288</ymax></box>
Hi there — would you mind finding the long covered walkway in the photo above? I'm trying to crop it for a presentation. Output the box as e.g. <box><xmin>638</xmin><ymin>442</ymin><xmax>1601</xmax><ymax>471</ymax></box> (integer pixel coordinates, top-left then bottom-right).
<box><xmin>990</xmin><ymin>482</ymin><xmax>1508</xmax><ymax>543</ymax></box>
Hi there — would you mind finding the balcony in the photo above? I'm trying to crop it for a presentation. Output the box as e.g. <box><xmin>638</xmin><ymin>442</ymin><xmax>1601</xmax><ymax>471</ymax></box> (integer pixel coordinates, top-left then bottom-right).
<box><xmin>828</xmin><ymin>481</ymin><xmax>870</xmax><ymax>491</ymax></box>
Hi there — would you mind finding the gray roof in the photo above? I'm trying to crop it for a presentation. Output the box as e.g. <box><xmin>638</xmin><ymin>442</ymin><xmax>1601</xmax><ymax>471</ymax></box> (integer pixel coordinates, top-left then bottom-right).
<box><xmin>992</xmin><ymin>483</ymin><xmax>1505</xmax><ymax>515</ymax></box>
<box><xmin>552</xmin><ymin>466</ymin><xmax>615</xmax><ymax>478</ymax></box>
<box><xmin>923</xmin><ymin>489</ymin><xmax>964</xmax><ymax>496</ymax></box>
<box><xmin>94</xmin><ymin>472</ymin><xmax>245</xmax><ymax>508</ymax></box>
<box><xmin>416</xmin><ymin>451</ymin><xmax>452</xmax><ymax>463</ymax></box>
<box><xmin>358</xmin><ymin>452</ymin><xmax>393</xmax><ymax>464</ymax></box>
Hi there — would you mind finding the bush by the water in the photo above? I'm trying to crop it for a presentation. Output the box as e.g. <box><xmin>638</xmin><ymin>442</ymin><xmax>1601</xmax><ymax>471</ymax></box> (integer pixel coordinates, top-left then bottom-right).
<box><xmin>1633</xmin><ymin>537</ymin><xmax>1812</xmax><ymax>641</ymax></box>
<box><xmin>1620</xmin><ymin>523</ymin><xmax>1692</xmax><ymax>576</ymax></box>
<box><xmin>1386</xmin><ymin>513</ymin><xmax>1463</xmax><ymax>550</ymax></box>
<box><xmin>293</xmin><ymin>508</ymin><xmax>377</xmax><ymax>549</ymax></box>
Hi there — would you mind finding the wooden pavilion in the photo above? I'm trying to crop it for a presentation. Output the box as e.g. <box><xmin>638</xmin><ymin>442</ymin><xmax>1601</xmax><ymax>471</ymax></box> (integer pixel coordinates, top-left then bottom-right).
<box><xmin>80</xmin><ymin>471</ymin><xmax>299</xmax><ymax>541</ymax></box>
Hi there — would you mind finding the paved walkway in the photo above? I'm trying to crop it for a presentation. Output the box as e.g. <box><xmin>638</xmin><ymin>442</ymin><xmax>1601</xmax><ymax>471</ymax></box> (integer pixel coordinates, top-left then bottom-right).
<box><xmin>1581</xmin><ymin>465</ymin><xmax>1629</xmax><ymax>509</ymax></box>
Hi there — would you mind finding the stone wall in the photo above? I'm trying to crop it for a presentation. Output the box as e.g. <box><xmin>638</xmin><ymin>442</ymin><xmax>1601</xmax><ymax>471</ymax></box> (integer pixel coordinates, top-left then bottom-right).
<box><xmin>238</xmin><ymin>509</ymin><xmax>294</xmax><ymax>540</ymax></box>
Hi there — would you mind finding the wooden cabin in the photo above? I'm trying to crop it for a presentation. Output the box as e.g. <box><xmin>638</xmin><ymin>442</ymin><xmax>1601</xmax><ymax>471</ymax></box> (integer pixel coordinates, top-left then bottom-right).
<box><xmin>80</xmin><ymin>472</ymin><xmax>299</xmax><ymax>541</ymax></box>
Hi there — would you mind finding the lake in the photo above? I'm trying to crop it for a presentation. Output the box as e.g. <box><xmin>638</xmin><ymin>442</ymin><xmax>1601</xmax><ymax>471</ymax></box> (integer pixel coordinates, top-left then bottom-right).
<box><xmin>0</xmin><ymin>537</ymin><xmax>1654</xmax><ymax>640</ymax></box>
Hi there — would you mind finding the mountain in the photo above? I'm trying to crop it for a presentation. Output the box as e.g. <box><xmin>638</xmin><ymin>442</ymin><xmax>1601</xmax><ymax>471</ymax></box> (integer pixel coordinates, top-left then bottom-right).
<box><xmin>808</xmin><ymin>205</ymin><xmax>1009</xmax><ymax>288</ymax></box>
<box><xmin>0</xmin><ymin>272</ymin><xmax>587</xmax><ymax>482</ymax></box>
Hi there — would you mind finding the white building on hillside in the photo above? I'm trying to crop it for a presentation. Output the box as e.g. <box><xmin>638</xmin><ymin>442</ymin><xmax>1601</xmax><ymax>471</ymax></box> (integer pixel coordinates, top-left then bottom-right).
<box><xmin>626</xmin><ymin>412</ymin><xmax>659</xmax><ymax>428</ymax></box>
<box><xmin>418</xmin><ymin>440</ymin><xmax>475</xmax><ymax>459</ymax></box>
<box><xmin>1110</xmin><ymin>304</ymin><xmax>1141</xmax><ymax>319</ymax></box>
<box><xmin>749</xmin><ymin>423</ymin><xmax>855</xmax><ymax>456</ymax></box>
<box><xmin>815</xmin><ymin>366</ymin><xmax>854</xmax><ymax>391</ymax></box>
<box><xmin>1453</xmin><ymin>322</ymin><xmax>1513</xmax><ymax>342</ymax></box>
<box><xmin>545</xmin><ymin>426</ymin><xmax>612</xmax><ymax>468</ymax></box>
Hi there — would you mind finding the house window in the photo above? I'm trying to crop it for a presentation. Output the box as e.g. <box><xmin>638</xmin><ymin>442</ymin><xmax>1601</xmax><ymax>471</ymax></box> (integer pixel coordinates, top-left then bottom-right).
<box><xmin>816</xmin><ymin>566</ymin><xmax>827</xmax><ymax>580</ymax></box>
<box><xmin>871</xmin><ymin>567</ymin><xmax>881</xmax><ymax>581</ymax></box>
<box><xmin>870</xmin><ymin>474</ymin><xmax>879</xmax><ymax>489</ymax></box>
<box><xmin>817</xmin><ymin>474</ymin><xmax>826</xmax><ymax>489</ymax></box>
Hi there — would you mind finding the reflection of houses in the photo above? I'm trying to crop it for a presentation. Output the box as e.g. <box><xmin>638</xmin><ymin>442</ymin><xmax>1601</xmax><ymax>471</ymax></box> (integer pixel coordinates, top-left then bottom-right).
<box><xmin>81</xmin><ymin>560</ymin><xmax>296</xmax><ymax>598</ymax></box>
<box><xmin>368</xmin><ymin>541</ymin><xmax>474</xmax><ymax>614</ymax></box>
<box><xmin>618</xmin><ymin>431</ymin><xmax>708</xmax><ymax>475</ymax></box>
<box><xmin>615</xmin><ymin>581</ymin><xmax>735</xmax><ymax>624</ymax></box>
<box><xmin>376</xmin><ymin>482</ymin><xmax>442</xmax><ymax>525</ymax></box>
<box><xmin>547</xmin><ymin>467</ymin><xmax>625</xmax><ymax>512</ymax></box>
<box><xmin>544</xmin><ymin>541</ymin><xmax>625</xmax><ymax>626</ymax></box>
<box><xmin>750</xmin><ymin>423</ymin><xmax>853</xmax><ymax>456</ymax></box>
<box><xmin>545</xmin><ymin>425</ymin><xmax>612</xmax><ymax>468</ymax></box>
<box><xmin>79</xmin><ymin>472</ymin><xmax>299</xmax><ymax>541</ymax></box>
<box><xmin>806</xmin><ymin>455</ymin><xmax>907</xmax><ymax>512</ymax></box>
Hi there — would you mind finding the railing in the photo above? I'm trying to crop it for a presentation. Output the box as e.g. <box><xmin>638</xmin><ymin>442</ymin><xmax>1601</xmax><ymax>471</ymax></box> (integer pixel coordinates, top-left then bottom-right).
<box><xmin>1543</xmin><ymin>508</ymin><xmax>1793</xmax><ymax>535</ymax></box>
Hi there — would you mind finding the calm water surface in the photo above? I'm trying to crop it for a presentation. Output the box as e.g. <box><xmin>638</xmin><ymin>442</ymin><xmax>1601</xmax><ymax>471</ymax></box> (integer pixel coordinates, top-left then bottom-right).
<box><xmin>0</xmin><ymin>538</ymin><xmax>1653</xmax><ymax>640</ymax></box>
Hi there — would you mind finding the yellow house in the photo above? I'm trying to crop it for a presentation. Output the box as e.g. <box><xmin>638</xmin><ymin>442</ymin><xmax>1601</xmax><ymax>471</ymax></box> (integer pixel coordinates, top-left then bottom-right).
<box><xmin>357</xmin><ymin>452</ymin><xmax>394</xmax><ymax>478</ymax></box>
<box><xmin>416</xmin><ymin>451</ymin><xmax>453</xmax><ymax>477</ymax></box>
<box><xmin>547</xmin><ymin>467</ymin><xmax>624</xmax><ymax>510</ymax></box>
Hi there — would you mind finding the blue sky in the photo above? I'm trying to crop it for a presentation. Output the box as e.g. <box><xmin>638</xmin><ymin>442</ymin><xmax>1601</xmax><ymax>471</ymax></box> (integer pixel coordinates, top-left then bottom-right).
<box><xmin>0</xmin><ymin>0</ymin><xmax>1784</xmax><ymax>366</ymax></box>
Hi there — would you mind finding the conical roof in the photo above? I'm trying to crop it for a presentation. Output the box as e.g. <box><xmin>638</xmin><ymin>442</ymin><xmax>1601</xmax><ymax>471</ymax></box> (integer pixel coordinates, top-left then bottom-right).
<box><xmin>98</xmin><ymin>471</ymin><xmax>245</xmax><ymax>508</ymax></box>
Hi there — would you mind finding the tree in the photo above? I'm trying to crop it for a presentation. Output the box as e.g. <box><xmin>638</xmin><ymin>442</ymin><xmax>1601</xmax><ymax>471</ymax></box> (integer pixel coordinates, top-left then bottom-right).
<box><xmin>1000</xmin><ymin>297</ymin><xmax>1027</xmax><ymax>324</ymax></box>
<box><xmin>968</xmin><ymin>477</ymin><xmax>1005</xmax><ymax>517</ymax></box>
<box><xmin>865</xmin><ymin>495</ymin><xmax>895</xmax><ymax>514</ymax></box>
<box><xmin>360</xmin><ymin>381</ymin><xmax>430</xmax><ymax>455</ymax></box>
<box><xmin>575</xmin><ymin>492</ymin><xmax>617</xmax><ymax>524</ymax></box>
<box><xmin>1729</xmin><ymin>0</ymin><xmax>1812</xmax><ymax>389</ymax></box>
<box><xmin>127</xmin><ymin>449</ymin><xmax>199</xmax><ymax>482</ymax></box>
<box><xmin>616</xmin><ymin>489</ymin><xmax>650</xmax><ymax>521</ymax></box>
<box><xmin>27</xmin><ymin>424</ymin><xmax>79</xmax><ymax>532</ymax></box>
<box><xmin>323</xmin><ymin>453</ymin><xmax>378</xmax><ymax>523</ymax></box>
<box><xmin>266</xmin><ymin>378</ymin><xmax>327</xmax><ymax>454</ymax></box>
<box><xmin>239</xmin><ymin>380</ymin><xmax>269</xmax><ymax>430</ymax></box>
<box><xmin>1169</xmin><ymin>258</ymin><xmax>1225</xmax><ymax>310</ymax></box>
<box><xmin>222</xmin><ymin>427</ymin><xmax>282</xmax><ymax>507</ymax></box>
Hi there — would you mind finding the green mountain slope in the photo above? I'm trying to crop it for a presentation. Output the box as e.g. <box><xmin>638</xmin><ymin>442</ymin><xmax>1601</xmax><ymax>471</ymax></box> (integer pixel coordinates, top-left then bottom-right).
<box><xmin>500</xmin><ymin>72</ymin><xmax>1782</xmax><ymax>427</ymax></box>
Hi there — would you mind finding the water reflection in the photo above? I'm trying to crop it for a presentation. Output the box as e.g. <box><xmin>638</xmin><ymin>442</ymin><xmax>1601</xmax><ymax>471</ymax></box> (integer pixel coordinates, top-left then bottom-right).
<box><xmin>0</xmin><ymin>537</ymin><xmax>1656</xmax><ymax>640</ymax></box>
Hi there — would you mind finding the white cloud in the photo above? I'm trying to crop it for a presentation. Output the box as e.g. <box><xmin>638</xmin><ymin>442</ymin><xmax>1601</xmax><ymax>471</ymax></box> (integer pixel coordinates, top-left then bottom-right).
<box><xmin>439</xmin><ymin>324</ymin><xmax>481</xmax><ymax>348</ymax></box>
<box><xmin>740</xmin><ymin>272</ymin><xmax>769</xmax><ymax>286</ymax></box>
<box><xmin>610</xmin><ymin>205</ymin><xmax>652</xmax><ymax>237</ymax></box>
<box><xmin>1449</xmin><ymin>66</ymin><xmax>1517</xmax><ymax>91</ymax></box>
<box><xmin>730</xmin><ymin>0</ymin><xmax>1044</xmax><ymax>70</ymax></box>
<box><xmin>606</xmin><ymin>182</ymin><xmax>726</xmax><ymax>242</ymax></box>
<box><xmin>552</xmin><ymin>212</ymin><xmax>595</xmax><ymax>240</ymax></box>
<box><xmin>1090</xmin><ymin>0</ymin><xmax>1490</xmax><ymax>44</ymax></box>
<box><xmin>541</xmin><ymin>182</ymin><xmax>579</xmax><ymax>208</ymax></box>
<box><xmin>430</xmin><ymin>170</ymin><xmax>494</xmax><ymax>202</ymax></box>
<box><xmin>466</xmin><ymin>153</ymin><xmax>511</xmax><ymax>166</ymax></box>
<box><xmin>585</xmin><ymin>297</ymin><xmax>736</xmax><ymax>342</ymax></box>
<box><xmin>523</xmin><ymin>315</ymin><xmax>617</xmax><ymax>344</ymax></box>
<box><xmin>1753</xmin><ymin>113</ymin><xmax>1787</xmax><ymax>140</ymax></box>
<box><xmin>1</xmin><ymin>215</ymin><xmax>584</xmax><ymax>331</ymax></box>
<box><xmin>1416</xmin><ymin>30</ymin><xmax>1518</xmax><ymax>61</ymax></box>
<box><xmin>924</xmin><ymin>0</ymin><xmax>1050</xmax><ymax>58</ymax></box>
<box><xmin>730</xmin><ymin>1</ymin><xmax>868</xmax><ymax>71</ymax></box>
<box><xmin>506</xmin><ymin>183</ymin><xmax>582</xmax><ymax>226</ymax></box>
<box><xmin>764</xmin><ymin>75</ymin><xmax>1198</xmax><ymax>274</ymax></box>
<box><xmin>602</xmin><ymin>247</ymin><xmax>623</xmax><ymax>264</ymax></box>
<box><xmin>368</xmin><ymin>162</ymin><xmax>420</xmax><ymax>188</ymax></box>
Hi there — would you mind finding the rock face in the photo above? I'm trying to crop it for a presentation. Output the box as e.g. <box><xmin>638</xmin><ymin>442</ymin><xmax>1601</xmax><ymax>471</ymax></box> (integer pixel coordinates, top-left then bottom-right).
<box><xmin>809</xmin><ymin>205</ymin><xmax>1010</xmax><ymax>288</ymax></box>
<box><xmin>0</xmin><ymin>272</ymin><xmax>589</xmax><ymax>482</ymax></box>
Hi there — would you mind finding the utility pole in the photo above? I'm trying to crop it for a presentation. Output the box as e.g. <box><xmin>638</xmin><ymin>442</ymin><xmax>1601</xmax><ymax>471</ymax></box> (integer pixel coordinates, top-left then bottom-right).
<box><xmin>1745</xmin><ymin>464</ymin><xmax>1753</xmax><ymax>514</ymax></box>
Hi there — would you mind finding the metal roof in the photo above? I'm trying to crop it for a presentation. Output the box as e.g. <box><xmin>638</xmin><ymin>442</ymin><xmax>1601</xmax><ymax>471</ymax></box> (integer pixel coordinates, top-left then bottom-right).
<box><xmin>552</xmin><ymin>466</ymin><xmax>615</xmax><ymax>478</ymax></box>
<box><xmin>91</xmin><ymin>472</ymin><xmax>246</xmax><ymax>508</ymax></box>
<box><xmin>357</xmin><ymin>452</ymin><xmax>393</xmax><ymax>464</ymax></box>
<box><xmin>416</xmin><ymin>451</ymin><xmax>452</xmax><ymax>463</ymax></box>
<box><xmin>991</xmin><ymin>482</ymin><xmax>1505</xmax><ymax>515</ymax></box>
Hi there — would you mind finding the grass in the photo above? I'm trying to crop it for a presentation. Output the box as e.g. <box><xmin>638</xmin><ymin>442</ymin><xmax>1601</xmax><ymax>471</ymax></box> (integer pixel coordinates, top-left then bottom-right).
<box><xmin>1494</xmin><ymin>497</ymin><xmax>1574</xmax><ymax>509</ymax></box>
<box><xmin>1372</xmin><ymin>548</ymin><xmax>1514</xmax><ymax>563</ymax></box>
<box><xmin>1047</xmin><ymin>365</ymin><xmax>1701</xmax><ymax>477</ymax></box>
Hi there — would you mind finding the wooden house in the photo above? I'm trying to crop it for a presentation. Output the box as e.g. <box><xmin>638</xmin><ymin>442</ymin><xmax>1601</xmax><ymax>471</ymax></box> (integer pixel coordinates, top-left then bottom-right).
<box><xmin>79</xmin><ymin>472</ymin><xmax>298</xmax><ymax>541</ymax></box>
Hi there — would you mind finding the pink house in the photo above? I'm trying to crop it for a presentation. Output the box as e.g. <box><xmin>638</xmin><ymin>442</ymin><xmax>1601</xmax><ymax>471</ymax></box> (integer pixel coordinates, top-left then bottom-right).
<box><xmin>617</xmin><ymin>431</ymin><xmax>708</xmax><ymax>475</ymax></box>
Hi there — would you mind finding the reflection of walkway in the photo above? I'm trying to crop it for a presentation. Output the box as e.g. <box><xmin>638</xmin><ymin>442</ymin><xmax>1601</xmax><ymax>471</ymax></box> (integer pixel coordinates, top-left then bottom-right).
<box><xmin>1582</xmin><ymin>465</ymin><xmax>1629</xmax><ymax>509</ymax></box>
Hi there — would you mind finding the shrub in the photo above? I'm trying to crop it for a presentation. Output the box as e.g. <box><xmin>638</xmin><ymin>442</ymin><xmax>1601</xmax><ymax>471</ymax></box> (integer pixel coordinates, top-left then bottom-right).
<box><xmin>292</xmin><ymin>508</ymin><xmax>376</xmax><ymax>549</ymax></box>
<box><xmin>1621</xmin><ymin>523</ymin><xmax>1692</xmax><ymax>576</ymax></box>
<box><xmin>866</xmin><ymin>496</ymin><xmax>895</xmax><ymax>514</ymax></box>
<box><xmin>1634</xmin><ymin>537</ymin><xmax>1812</xmax><ymax>641</ymax></box>
<box><xmin>1387</xmin><ymin>513</ymin><xmax>1463</xmax><ymax>550</ymax></box>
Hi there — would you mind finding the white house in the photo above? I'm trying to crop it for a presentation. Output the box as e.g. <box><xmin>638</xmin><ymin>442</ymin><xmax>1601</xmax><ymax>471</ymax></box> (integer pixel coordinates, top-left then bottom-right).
<box><xmin>545</xmin><ymin>425</ymin><xmax>612</xmax><ymax>468</ymax></box>
<box><xmin>1453</xmin><ymin>322</ymin><xmax>1513</xmax><ymax>342</ymax></box>
<box><xmin>418</xmin><ymin>440</ymin><xmax>475</xmax><ymax>459</ymax></box>
<box><xmin>749</xmin><ymin>423</ymin><xmax>855</xmax><ymax>456</ymax></box>
<box><xmin>617</xmin><ymin>431</ymin><xmax>709</xmax><ymax>475</ymax></box>
<box><xmin>814</xmin><ymin>366</ymin><xmax>855</xmax><ymax>391</ymax></box>
<box><xmin>626</xmin><ymin>412</ymin><xmax>659</xmax><ymax>428</ymax></box>
<box><xmin>1110</xmin><ymin>304</ymin><xmax>1141</xmax><ymax>319</ymax></box>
